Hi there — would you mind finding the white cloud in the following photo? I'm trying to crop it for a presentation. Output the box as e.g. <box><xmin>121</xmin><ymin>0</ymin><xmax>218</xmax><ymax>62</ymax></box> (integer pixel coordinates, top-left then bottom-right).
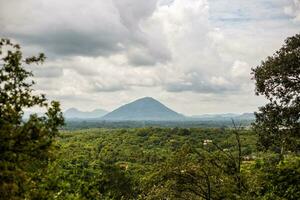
<box><xmin>284</xmin><ymin>0</ymin><xmax>300</xmax><ymax>22</ymax></box>
<box><xmin>231</xmin><ymin>60</ymin><xmax>251</xmax><ymax>79</ymax></box>
<box><xmin>0</xmin><ymin>0</ymin><xmax>298</xmax><ymax>114</ymax></box>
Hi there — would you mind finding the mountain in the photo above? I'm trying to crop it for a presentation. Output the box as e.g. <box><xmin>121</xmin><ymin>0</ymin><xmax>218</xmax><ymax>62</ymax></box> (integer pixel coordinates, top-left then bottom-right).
<box><xmin>64</xmin><ymin>108</ymin><xmax>108</xmax><ymax>119</ymax></box>
<box><xmin>102</xmin><ymin>97</ymin><xmax>185</xmax><ymax>121</ymax></box>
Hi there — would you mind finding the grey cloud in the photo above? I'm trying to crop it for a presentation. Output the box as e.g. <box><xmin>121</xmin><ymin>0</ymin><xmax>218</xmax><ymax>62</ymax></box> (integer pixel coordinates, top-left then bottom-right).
<box><xmin>14</xmin><ymin>30</ymin><xmax>125</xmax><ymax>58</ymax></box>
<box><xmin>33</xmin><ymin>79</ymin><xmax>60</xmax><ymax>91</ymax></box>
<box><xmin>158</xmin><ymin>0</ymin><xmax>175</xmax><ymax>6</ymax></box>
<box><xmin>0</xmin><ymin>0</ymin><xmax>171</xmax><ymax>66</ymax></box>
<box><xmin>92</xmin><ymin>82</ymin><xmax>128</xmax><ymax>92</ymax></box>
<box><xmin>32</xmin><ymin>66</ymin><xmax>63</xmax><ymax>78</ymax></box>
<box><xmin>284</xmin><ymin>0</ymin><xmax>300</xmax><ymax>22</ymax></box>
<box><xmin>49</xmin><ymin>94</ymin><xmax>94</xmax><ymax>102</ymax></box>
<box><xmin>166</xmin><ymin>81</ymin><xmax>238</xmax><ymax>93</ymax></box>
<box><xmin>112</xmin><ymin>0</ymin><xmax>158</xmax><ymax>30</ymax></box>
<box><xmin>0</xmin><ymin>0</ymin><xmax>129</xmax><ymax>58</ymax></box>
<box><xmin>164</xmin><ymin>71</ymin><xmax>241</xmax><ymax>94</ymax></box>
<box><xmin>127</xmin><ymin>45</ymin><xmax>171</xmax><ymax>66</ymax></box>
<box><xmin>128</xmin><ymin>51</ymin><xmax>157</xmax><ymax>66</ymax></box>
<box><xmin>112</xmin><ymin>0</ymin><xmax>171</xmax><ymax>66</ymax></box>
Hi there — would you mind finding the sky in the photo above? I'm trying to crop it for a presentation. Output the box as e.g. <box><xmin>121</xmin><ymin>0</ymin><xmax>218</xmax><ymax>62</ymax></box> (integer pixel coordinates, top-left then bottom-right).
<box><xmin>0</xmin><ymin>0</ymin><xmax>299</xmax><ymax>115</ymax></box>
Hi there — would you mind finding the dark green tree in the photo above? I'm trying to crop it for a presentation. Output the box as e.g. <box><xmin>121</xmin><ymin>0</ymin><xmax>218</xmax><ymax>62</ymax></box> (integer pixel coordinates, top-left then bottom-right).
<box><xmin>0</xmin><ymin>39</ymin><xmax>64</xmax><ymax>199</ymax></box>
<box><xmin>252</xmin><ymin>34</ymin><xmax>300</xmax><ymax>154</ymax></box>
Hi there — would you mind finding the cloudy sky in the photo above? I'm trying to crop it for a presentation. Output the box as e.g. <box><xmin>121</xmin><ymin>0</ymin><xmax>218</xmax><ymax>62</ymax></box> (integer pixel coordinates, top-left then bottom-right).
<box><xmin>0</xmin><ymin>0</ymin><xmax>299</xmax><ymax>115</ymax></box>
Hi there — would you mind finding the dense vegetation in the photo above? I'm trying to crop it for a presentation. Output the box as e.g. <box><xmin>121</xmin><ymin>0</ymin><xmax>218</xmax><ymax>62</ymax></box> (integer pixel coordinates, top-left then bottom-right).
<box><xmin>29</xmin><ymin>128</ymin><xmax>299</xmax><ymax>199</ymax></box>
<box><xmin>64</xmin><ymin>119</ymin><xmax>253</xmax><ymax>130</ymax></box>
<box><xmin>29</xmin><ymin>127</ymin><xmax>252</xmax><ymax>199</ymax></box>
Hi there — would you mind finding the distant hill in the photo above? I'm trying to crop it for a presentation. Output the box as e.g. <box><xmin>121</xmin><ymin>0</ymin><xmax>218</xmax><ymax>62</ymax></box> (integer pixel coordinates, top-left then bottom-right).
<box><xmin>236</xmin><ymin>113</ymin><xmax>255</xmax><ymax>120</ymax></box>
<box><xmin>102</xmin><ymin>97</ymin><xmax>185</xmax><ymax>121</ymax></box>
<box><xmin>24</xmin><ymin>105</ymin><xmax>254</xmax><ymax>123</ymax></box>
<box><xmin>191</xmin><ymin>113</ymin><xmax>239</xmax><ymax>119</ymax></box>
<box><xmin>189</xmin><ymin>113</ymin><xmax>255</xmax><ymax>121</ymax></box>
<box><xmin>64</xmin><ymin>108</ymin><xmax>108</xmax><ymax>119</ymax></box>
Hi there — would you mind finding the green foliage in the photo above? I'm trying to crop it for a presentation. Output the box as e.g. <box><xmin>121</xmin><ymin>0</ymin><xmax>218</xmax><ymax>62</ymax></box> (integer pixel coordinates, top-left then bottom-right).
<box><xmin>2</xmin><ymin>123</ymin><xmax>292</xmax><ymax>200</ymax></box>
<box><xmin>142</xmin><ymin>146</ymin><xmax>242</xmax><ymax>200</ymax></box>
<box><xmin>248</xmin><ymin>33</ymin><xmax>300</xmax><ymax>199</ymax></box>
<box><xmin>244</xmin><ymin>154</ymin><xmax>300</xmax><ymax>200</ymax></box>
<box><xmin>252</xmin><ymin>33</ymin><xmax>300</xmax><ymax>153</ymax></box>
<box><xmin>35</xmin><ymin>127</ymin><xmax>257</xmax><ymax>199</ymax></box>
<box><xmin>38</xmin><ymin>135</ymin><xmax>135</xmax><ymax>200</ymax></box>
<box><xmin>0</xmin><ymin>39</ymin><xmax>64</xmax><ymax>199</ymax></box>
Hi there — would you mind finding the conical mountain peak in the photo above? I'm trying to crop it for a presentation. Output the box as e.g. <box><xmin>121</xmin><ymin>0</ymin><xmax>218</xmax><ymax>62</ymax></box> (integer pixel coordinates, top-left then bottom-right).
<box><xmin>102</xmin><ymin>97</ymin><xmax>184</xmax><ymax>121</ymax></box>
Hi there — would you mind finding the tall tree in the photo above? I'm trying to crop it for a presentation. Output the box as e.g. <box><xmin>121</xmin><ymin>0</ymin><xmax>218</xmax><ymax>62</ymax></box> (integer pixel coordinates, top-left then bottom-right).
<box><xmin>252</xmin><ymin>34</ymin><xmax>300</xmax><ymax>153</ymax></box>
<box><xmin>0</xmin><ymin>39</ymin><xmax>64</xmax><ymax>199</ymax></box>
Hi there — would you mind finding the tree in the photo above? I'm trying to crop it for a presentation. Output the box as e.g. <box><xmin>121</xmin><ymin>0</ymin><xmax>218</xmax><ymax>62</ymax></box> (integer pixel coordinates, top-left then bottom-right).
<box><xmin>252</xmin><ymin>34</ymin><xmax>300</xmax><ymax>154</ymax></box>
<box><xmin>142</xmin><ymin>142</ymin><xmax>244</xmax><ymax>200</ymax></box>
<box><xmin>0</xmin><ymin>39</ymin><xmax>64</xmax><ymax>199</ymax></box>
